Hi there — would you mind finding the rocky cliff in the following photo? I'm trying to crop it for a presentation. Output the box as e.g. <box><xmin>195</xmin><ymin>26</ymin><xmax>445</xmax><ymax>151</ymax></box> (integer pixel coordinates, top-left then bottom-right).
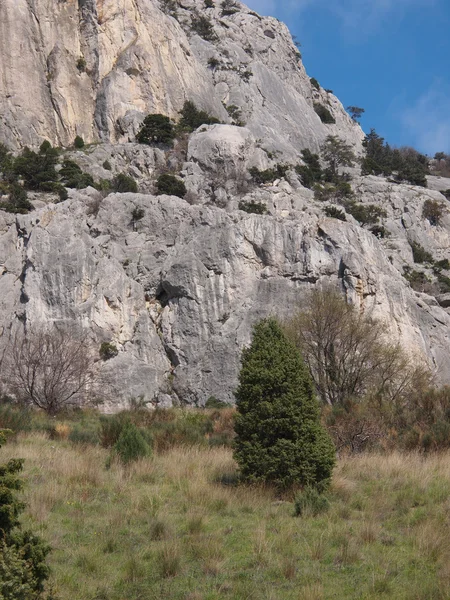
<box><xmin>1</xmin><ymin>0</ymin><xmax>450</xmax><ymax>408</ymax></box>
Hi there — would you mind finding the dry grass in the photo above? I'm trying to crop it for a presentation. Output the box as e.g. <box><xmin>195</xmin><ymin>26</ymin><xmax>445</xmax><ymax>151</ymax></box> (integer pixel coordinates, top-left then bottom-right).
<box><xmin>3</xmin><ymin>433</ymin><xmax>450</xmax><ymax>599</ymax></box>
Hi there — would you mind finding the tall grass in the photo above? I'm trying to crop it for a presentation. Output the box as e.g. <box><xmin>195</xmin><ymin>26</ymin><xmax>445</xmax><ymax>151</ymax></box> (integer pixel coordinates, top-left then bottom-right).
<box><xmin>2</xmin><ymin>430</ymin><xmax>449</xmax><ymax>600</ymax></box>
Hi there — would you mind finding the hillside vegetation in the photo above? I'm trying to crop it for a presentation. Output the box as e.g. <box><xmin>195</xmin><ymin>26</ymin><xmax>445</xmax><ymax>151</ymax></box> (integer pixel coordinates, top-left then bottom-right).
<box><xmin>1</xmin><ymin>408</ymin><xmax>450</xmax><ymax>600</ymax></box>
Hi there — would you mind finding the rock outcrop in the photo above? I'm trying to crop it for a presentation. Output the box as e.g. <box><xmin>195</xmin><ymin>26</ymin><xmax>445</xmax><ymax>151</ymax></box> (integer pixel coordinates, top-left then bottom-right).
<box><xmin>0</xmin><ymin>0</ymin><xmax>362</xmax><ymax>157</ymax></box>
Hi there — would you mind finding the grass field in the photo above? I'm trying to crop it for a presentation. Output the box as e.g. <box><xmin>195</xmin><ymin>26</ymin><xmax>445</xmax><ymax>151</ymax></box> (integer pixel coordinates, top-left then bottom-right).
<box><xmin>3</xmin><ymin>430</ymin><xmax>450</xmax><ymax>600</ymax></box>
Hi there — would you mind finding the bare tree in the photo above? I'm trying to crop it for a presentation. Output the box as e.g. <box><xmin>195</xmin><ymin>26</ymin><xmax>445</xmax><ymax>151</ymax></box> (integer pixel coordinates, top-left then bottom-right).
<box><xmin>285</xmin><ymin>287</ymin><xmax>431</xmax><ymax>406</ymax></box>
<box><xmin>2</xmin><ymin>324</ymin><xmax>95</xmax><ymax>414</ymax></box>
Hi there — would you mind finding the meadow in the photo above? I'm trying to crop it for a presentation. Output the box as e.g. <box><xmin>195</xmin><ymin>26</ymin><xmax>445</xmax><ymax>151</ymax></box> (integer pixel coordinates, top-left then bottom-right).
<box><xmin>2</xmin><ymin>407</ymin><xmax>450</xmax><ymax>600</ymax></box>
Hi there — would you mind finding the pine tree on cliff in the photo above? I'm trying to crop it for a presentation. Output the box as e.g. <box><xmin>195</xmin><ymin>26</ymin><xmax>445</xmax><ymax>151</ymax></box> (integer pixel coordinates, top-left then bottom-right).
<box><xmin>233</xmin><ymin>318</ymin><xmax>335</xmax><ymax>490</ymax></box>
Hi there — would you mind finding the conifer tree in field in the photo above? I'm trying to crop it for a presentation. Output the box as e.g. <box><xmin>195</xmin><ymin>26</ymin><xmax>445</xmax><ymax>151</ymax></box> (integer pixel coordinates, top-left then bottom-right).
<box><xmin>233</xmin><ymin>318</ymin><xmax>335</xmax><ymax>490</ymax></box>
<box><xmin>0</xmin><ymin>431</ymin><xmax>53</xmax><ymax>599</ymax></box>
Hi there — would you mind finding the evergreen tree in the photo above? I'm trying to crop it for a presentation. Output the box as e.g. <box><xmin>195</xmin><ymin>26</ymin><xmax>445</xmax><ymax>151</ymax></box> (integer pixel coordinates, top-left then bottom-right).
<box><xmin>0</xmin><ymin>431</ymin><xmax>52</xmax><ymax>599</ymax></box>
<box><xmin>136</xmin><ymin>114</ymin><xmax>175</xmax><ymax>145</ymax></box>
<box><xmin>233</xmin><ymin>318</ymin><xmax>335</xmax><ymax>490</ymax></box>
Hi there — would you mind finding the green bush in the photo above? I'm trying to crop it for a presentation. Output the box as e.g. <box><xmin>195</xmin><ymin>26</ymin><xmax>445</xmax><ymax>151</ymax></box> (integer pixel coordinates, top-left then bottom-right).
<box><xmin>233</xmin><ymin>318</ymin><xmax>335</xmax><ymax>490</ymax></box>
<box><xmin>362</xmin><ymin>129</ymin><xmax>429</xmax><ymax>187</ymax></box>
<box><xmin>0</xmin><ymin>402</ymin><xmax>31</xmax><ymax>434</ymax></box>
<box><xmin>112</xmin><ymin>173</ymin><xmax>138</xmax><ymax>193</ymax></box>
<box><xmin>68</xmin><ymin>422</ymin><xmax>100</xmax><ymax>445</ymax></box>
<box><xmin>131</xmin><ymin>207</ymin><xmax>145</xmax><ymax>221</ymax></box>
<box><xmin>74</xmin><ymin>136</ymin><xmax>85</xmax><ymax>149</ymax></box>
<box><xmin>310</xmin><ymin>77</ymin><xmax>320</xmax><ymax>91</ymax></box>
<box><xmin>324</xmin><ymin>205</ymin><xmax>346</xmax><ymax>221</ymax></box>
<box><xmin>204</xmin><ymin>396</ymin><xmax>228</xmax><ymax>409</ymax></box>
<box><xmin>113</xmin><ymin>422</ymin><xmax>151</xmax><ymax>464</ymax></box>
<box><xmin>433</xmin><ymin>258</ymin><xmax>450</xmax><ymax>271</ymax></box>
<box><xmin>76</xmin><ymin>57</ymin><xmax>86</xmax><ymax>72</ymax></box>
<box><xmin>294</xmin><ymin>486</ymin><xmax>330</xmax><ymax>517</ymax></box>
<box><xmin>314</xmin><ymin>103</ymin><xmax>335</xmax><ymax>124</ymax></box>
<box><xmin>191</xmin><ymin>14</ymin><xmax>216</xmax><ymax>41</ymax></box>
<box><xmin>402</xmin><ymin>267</ymin><xmax>430</xmax><ymax>291</ymax></box>
<box><xmin>248</xmin><ymin>165</ymin><xmax>288</xmax><ymax>184</ymax></box>
<box><xmin>136</xmin><ymin>114</ymin><xmax>175</xmax><ymax>145</ymax></box>
<box><xmin>0</xmin><ymin>432</ymin><xmax>52</xmax><ymax>598</ymax></box>
<box><xmin>345</xmin><ymin>202</ymin><xmax>386</xmax><ymax>225</ymax></box>
<box><xmin>13</xmin><ymin>142</ymin><xmax>59</xmax><ymax>191</ymax></box>
<box><xmin>179</xmin><ymin>100</ymin><xmax>220</xmax><ymax>132</ymax></box>
<box><xmin>410</xmin><ymin>241</ymin><xmax>434</xmax><ymax>264</ymax></box>
<box><xmin>59</xmin><ymin>160</ymin><xmax>94</xmax><ymax>189</ymax></box>
<box><xmin>422</xmin><ymin>199</ymin><xmax>444</xmax><ymax>226</ymax></box>
<box><xmin>102</xmin><ymin>160</ymin><xmax>112</xmax><ymax>171</ymax></box>
<box><xmin>99</xmin><ymin>413</ymin><xmax>129</xmax><ymax>448</ymax></box>
<box><xmin>221</xmin><ymin>0</ymin><xmax>239</xmax><ymax>15</ymax></box>
<box><xmin>238</xmin><ymin>200</ymin><xmax>267</xmax><ymax>214</ymax></box>
<box><xmin>156</xmin><ymin>173</ymin><xmax>186</xmax><ymax>198</ymax></box>
<box><xmin>99</xmin><ymin>342</ymin><xmax>118</xmax><ymax>360</ymax></box>
<box><xmin>0</xmin><ymin>183</ymin><xmax>33</xmax><ymax>214</ymax></box>
<box><xmin>295</xmin><ymin>149</ymin><xmax>322</xmax><ymax>189</ymax></box>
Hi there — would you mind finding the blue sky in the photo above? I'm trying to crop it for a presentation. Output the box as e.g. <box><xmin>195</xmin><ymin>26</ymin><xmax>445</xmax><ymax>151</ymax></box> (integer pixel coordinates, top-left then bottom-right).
<box><xmin>245</xmin><ymin>0</ymin><xmax>450</xmax><ymax>156</ymax></box>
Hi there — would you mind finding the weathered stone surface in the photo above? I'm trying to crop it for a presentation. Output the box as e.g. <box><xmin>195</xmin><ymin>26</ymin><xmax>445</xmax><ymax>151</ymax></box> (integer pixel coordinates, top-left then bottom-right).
<box><xmin>0</xmin><ymin>0</ymin><xmax>363</xmax><ymax>159</ymax></box>
<box><xmin>1</xmin><ymin>182</ymin><xmax>450</xmax><ymax>407</ymax></box>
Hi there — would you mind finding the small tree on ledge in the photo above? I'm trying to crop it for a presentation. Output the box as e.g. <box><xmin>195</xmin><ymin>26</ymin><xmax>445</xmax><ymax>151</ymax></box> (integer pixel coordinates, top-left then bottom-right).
<box><xmin>233</xmin><ymin>318</ymin><xmax>335</xmax><ymax>490</ymax></box>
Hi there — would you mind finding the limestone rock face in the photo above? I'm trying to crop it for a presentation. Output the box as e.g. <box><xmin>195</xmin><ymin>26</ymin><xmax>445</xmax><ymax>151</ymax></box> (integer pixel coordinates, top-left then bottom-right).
<box><xmin>0</xmin><ymin>0</ymin><xmax>362</xmax><ymax>157</ymax></box>
<box><xmin>1</xmin><ymin>177</ymin><xmax>450</xmax><ymax>407</ymax></box>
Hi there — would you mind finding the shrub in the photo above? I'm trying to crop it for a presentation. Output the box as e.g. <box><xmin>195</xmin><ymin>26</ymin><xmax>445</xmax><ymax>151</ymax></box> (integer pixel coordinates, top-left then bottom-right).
<box><xmin>294</xmin><ymin>486</ymin><xmax>330</xmax><ymax>517</ymax></box>
<box><xmin>0</xmin><ymin>431</ymin><xmax>52</xmax><ymax>599</ymax></box>
<box><xmin>314</xmin><ymin>103</ymin><xmax>335</xmax><ymax>124</ymax></box>
<box><xmin>76</xmin><ymin>57</ymin><xmax>86</xmax><ymax>72</ymax></box>
<box><xmin>362</xmin><ymin>129</ymin><xmax>429</xmax><ymax>187</ymax></box>
<box><xmin>402</xmin><ymin>267</ymin><xmax>431</xmax><ymax>291</ymax></box>
<box><xmin>131</xmin><ymin>207</ymin><xmax>145</xmax><ymax>221</ymax></box>
<box><xmin>204</xmin><ymin>0</ymin><xmax>214</xmax><ymax>6</ymax></box>
<box><xmin>59</xmin><ymin>159</ymin><xmax>95</xmax><ymax>189</ymax></box>
<box><xmin>3</xmin><ymin>325</ymin><xmax>95</xmax><ymax>415</ymax></box>
<box><xmin>285</xmin><ymin>287</ymin><xmax>425</xmax><ymax>408</ymax></box>
<box><xmin>238</xmin><ymin>200</ymin><xmax>267</xmax><ymax>214</ymax></box>
<box><xmin>295</xmin><ymin>149</ymin><xmax>322</xmax><ymax>189</ymax></box>
<box><xmin>112</xmin><ymin>173</ymin><xmax>138</xmax><ymax>193</ymax></box>
<box><xmin>68</xmin><ymin>422</ymin><xmax>100</xmax><ymax>445</ymax></box>
<box><xmin>310</xmin><ymin>77</ymin><xmax>320</xmax><ymax>91</ymax></box>
<box><xmin>248</xmin><ymin>165</ymin><xmax>288</xmax><ymax>184</ymax></box>
<box><xmin>204</xmin><ymin>396</ymin><xmax>228</xmax><ymax>408</ymax></box>
<box><xmin>156</xmin><ymin>173</ymin><xmax>186</xmax><ymax>198</ymax></box>
<box><xmin>410</xmin><ymin>241</ymin><xmax>434</xmax><ymax>264</ymax></box>
<box><xmin>74</xmin><ymin>135</ymin><xmax>85</xmax><ymax>149</ymax></box>
<box><xmin>324</xmin><ymin>205</ymin><xmax>346</xmax><ymax>221</ymax></box>
<box><xmin>233</xmin><ymin>318</ymin><xmax>335</xmax><ymax>490</ymax></box>
<box><xmin>221</xmin><ymin>0</ymin><xmax>239</xmax><ymax>16</ymax></box>
<box><xmin>191</xmin><ymin>14</ymin><xmax>216</xmax><ymax>41</ymax></box>
<box><xmin>102</xmin><ymin>160</ymin><xmax>112</xmax><ymax>171</ymax></box>
<box><xmin>113</xmin><ymin>421</ymin><xmax>151</xmax><ymax>464</ymax></box>
<box><xmin>13</xmin><ymin>142</ymin><xmax>59</xmax><ymax>191</ymax></box>
<box><xmin>345</xmin><ymin>202</ymin><xmax>386</xmax><ymax>225</ymax></box>
<box><xmin>136</xmin><ymin>114</ymin><xmax>175</xmax><ymax>145</ymax></box>
<box><xmin>433</xmin><ymin>258</ymin><xmax>450</xmax><ymax>271</ymax></box>
<box><xmin>208</xmin><ymin>57</ymin><xmax>220</xmax><ymax>69</ymax></box>
<box><xmin>99</xmin><ymin>413</ymin><xmax>128</xmax><ymax>448</ymax></box>
<box><xmin>0</xmin><ymin>183</ymin><xmax>33</xmax><ymax>214</ymax></box>
<box><xmin>422</xmin><ymin>199</ymin><xmax>444</xmax><ymax>226</ymax></box>
<box><xmin>0</xmin><ymin>402</ymin><xmax>31</xmax><ymax>434</ymax></box>
<box><xmin>179</xmin><ymin>100</ymin><xmax>220</xmax><ymax>132</ymax></box>
<box><xmin>99</xmin><ymin>342</ymin><xmax>118</xmax><ymax>360</ymax></box>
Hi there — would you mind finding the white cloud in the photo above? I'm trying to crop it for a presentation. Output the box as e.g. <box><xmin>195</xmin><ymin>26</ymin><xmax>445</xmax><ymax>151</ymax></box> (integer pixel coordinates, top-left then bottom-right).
<box><xmin>400</xmin><ymin>81</ymin><xmax>450</xmax><ymax>155</ymax></box>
